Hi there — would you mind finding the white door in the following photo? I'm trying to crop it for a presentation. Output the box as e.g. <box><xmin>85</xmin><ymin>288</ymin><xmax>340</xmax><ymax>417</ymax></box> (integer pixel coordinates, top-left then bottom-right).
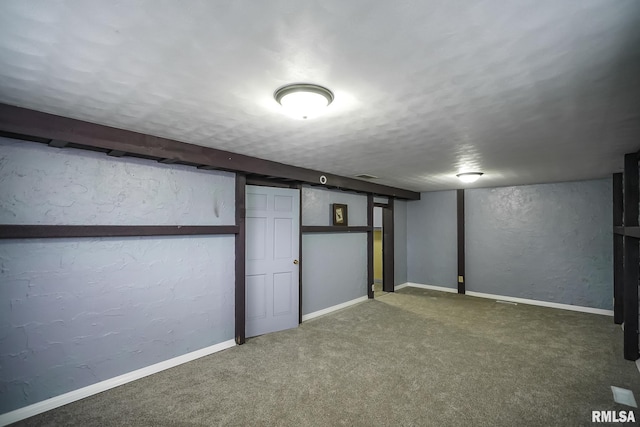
<box><xmin>245</xmin><ymin>185</ymin><xmax>300</xmax><ymax>337</ymax></box>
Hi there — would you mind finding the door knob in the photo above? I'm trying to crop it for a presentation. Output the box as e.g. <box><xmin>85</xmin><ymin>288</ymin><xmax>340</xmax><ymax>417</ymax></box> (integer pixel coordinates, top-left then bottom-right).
<box><xmin>293</xmin><ymin>259</ymin><xmax>299</xmax><ymax>265</ymax></box>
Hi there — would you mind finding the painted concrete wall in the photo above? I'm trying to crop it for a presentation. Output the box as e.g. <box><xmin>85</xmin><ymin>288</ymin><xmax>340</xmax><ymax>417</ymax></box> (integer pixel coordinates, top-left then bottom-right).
<box><xmin>406</xmin><ymin>191</ymin><xmax>457</xmax><ymax>289</ymax></box>
<box><xmin>301</xmin><ymin>187</ymin><xmax>367</xmax><ymax>314</ymax></box>
<box><xmin>301</xmin><ymin>187</ymin><xmax>367</xmax><ymax>226</ymax></box>
<box><xmin>302</xmin><ymin>234</ymin><xmax>368</xmax><ymax>314</ymax></box>
<box><xmin>0</xmin><ymin>236</ymin><xmax>235</xmax><ymax>414</ymax></box>
<box><xmin>0</xmin><ymin>138</ymin><xmax>235</xmax><ymax>225</ymax></box>
<box><xmin>0</xmin><ymin>138</ymin><xmax>236</xmax><ymax>414</ymax></box>
<box><xmin>466</xmin><ymin>179</ymin><xmax>613</xmax><ymax>309</ymax></box>
<box><xmin>394</xmin><ymin>200</ymin><xmax>408</xmax><ymax>286</ymax></box>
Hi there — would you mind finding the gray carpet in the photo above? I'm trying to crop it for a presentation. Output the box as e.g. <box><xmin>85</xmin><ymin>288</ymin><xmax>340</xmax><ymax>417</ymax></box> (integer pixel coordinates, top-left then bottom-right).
<box><xmin>14</xmin><ymin>287</ymin><xmax>640</xmax><ymax>426</ymax></box>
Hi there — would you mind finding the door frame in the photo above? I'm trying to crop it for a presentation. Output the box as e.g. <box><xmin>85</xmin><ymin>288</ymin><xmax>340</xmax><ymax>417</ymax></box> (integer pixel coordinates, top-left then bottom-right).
<box><xmin>373</xmin><ymin>199</ymin><xmax>395</xmax><ymax>294</ymax></box>
<box><xmin>245</xmin><ymin>178</ymin><xmax>303</xmax><ymax>326</ymax></box>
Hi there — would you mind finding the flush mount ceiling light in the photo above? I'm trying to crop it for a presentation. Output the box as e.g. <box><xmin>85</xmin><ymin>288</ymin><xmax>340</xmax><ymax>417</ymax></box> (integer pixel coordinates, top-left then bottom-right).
<box><xmin>274</xmin><ymin>83</ymin><xmax>334</xmax><ymax>120</ymax></box>
<box><xmin>456</xmin><ymin>172</ymin><xmax>484</xmax><ymax>183</ymax></box>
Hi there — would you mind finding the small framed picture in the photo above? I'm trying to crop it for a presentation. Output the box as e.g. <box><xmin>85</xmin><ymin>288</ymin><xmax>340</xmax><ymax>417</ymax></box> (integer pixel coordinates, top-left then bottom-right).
<box><xmin>332</xmin><ymin>203</ymin><xmax>348</xmax><ymax>226</ymax></box>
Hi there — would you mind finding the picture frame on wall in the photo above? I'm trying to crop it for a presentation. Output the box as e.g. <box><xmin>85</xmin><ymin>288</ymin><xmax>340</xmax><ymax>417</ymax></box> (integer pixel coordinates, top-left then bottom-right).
<box><xmin>332</xmin><ymin>203</ymin><xmax>348</xmax><ymax>226</ymax></box>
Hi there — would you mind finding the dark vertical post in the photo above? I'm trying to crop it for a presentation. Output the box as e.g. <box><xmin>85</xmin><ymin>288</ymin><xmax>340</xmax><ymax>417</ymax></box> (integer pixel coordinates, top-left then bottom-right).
<box><xmin>613</xmin><ymin>173</ymin><xmax>624</xmax><ymax>325</ymax></box>
<box><xmin>457</xmin><ymin>189</ymin><xmax>465</xmax><ymax>294</ymax></box>
<box><xmin>382</xmin><ymin>199</ymin><xmax>395</xmax><ymax>292</ymax></box>
<box><xmin>623</xmin><ymin>154</ymin><xmax>639</xmax><ymax>360</ymax></box>
<box><xmin>367</xmin><ymin>194</ymin><xmax>374</xmax><ymax>299</ymax></box>
<box><xmin>298</xmin><ymin>183</ymin><xmax>303</xmax><ymax>324</ymax></box>
<box><xmin>235</xmin><ymin>174</ymin><xmax>246</xmax><ymax>345</ymax></box>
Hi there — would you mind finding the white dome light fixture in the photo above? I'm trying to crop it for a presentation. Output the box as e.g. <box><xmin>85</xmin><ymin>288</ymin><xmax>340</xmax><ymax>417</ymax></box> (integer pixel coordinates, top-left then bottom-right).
<box><xmin>274</xmin><ymin>83</ymin><xmax>334</xmax><ymax>120</ymax></box>
<box><xmin>456</xmin><ymin>172</ymin><xmax>484</xmax><ymax>183</ymax></box>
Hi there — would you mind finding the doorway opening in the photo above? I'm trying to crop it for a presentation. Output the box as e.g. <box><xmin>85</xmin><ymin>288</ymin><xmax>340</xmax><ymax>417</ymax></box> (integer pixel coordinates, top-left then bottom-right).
<box><xmin>373</xmin><ymin>206</ymin><xmax>384</xmax><ymax>296</ymax></box>
<box><xmin>373</xmin><ymin>200</ymin><xmax>395</xmax><ymax>297</ymax></box>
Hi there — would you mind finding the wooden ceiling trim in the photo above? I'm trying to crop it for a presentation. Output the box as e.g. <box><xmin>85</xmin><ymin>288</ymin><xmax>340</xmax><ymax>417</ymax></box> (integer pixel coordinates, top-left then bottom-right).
<box><xmin>0</xmin><ymin>104</ymin><xmax>420</xmax><ymax>200</ymax></box>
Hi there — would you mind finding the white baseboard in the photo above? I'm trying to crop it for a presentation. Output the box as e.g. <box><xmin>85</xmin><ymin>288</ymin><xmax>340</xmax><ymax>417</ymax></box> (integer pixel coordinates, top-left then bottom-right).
<box><xmin>302</xmin><ymin>295</ymin><xmax>369</xmax><ymax>321</ymax></box>
<box><xmin>398</xmin><ymin>282</ymin><xmax>614</xmax><ymax>316</ymax></box>
<box><xmin>394</xmin><ymin>282</ymin><xmax>409</xmax><ymax>291</ymax></box>
<box><xmin>403</xmin><ymin>282</ymin><xmax>458</xmax><ymax>294</ymax></box>
<box><xmin>465</xmin><ymin>291</ymin><xmax>614</xmax><ymax>316</ymax></box>
<box><xmin>0</xmin><ymin>339</ymin><xmax>236</xmax><ymax>427</ymax></box>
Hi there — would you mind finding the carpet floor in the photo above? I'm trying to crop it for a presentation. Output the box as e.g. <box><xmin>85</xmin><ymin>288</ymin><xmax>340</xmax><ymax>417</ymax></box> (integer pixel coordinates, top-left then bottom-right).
<box><xmin>13</xmin><ymin>287</ymin><xmax>640</xmax><ymax>426</ymax></box>
<box><xmin>373</xmin><ymin>282</ymin><xmax>387</xmax><ymax>298</ymax></box>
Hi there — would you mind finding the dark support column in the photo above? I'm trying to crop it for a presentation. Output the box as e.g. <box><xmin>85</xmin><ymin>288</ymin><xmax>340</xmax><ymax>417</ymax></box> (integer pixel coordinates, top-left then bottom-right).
<box><xmin>235</xmin><ymin>174</ymin><xmax>246</xmax><ymax>345</ymax></box>
<box><xmin>613</xmin><ymin>173</ymin><xmax>624</xmax><ymax>325</ymax></box>
<box><xmin>367</xmin><ymin>194</ymin><xmax>374</xmax><ymax>299</ymax></box>
<box><xmin>298</xmin><ymin>183</ymin><xmax>303</xmax><ymax>324</ymax></box>
<box><xmin>623</xmin><ymin>154</ymin><xmax>639</xmax><ymax>360</ymax></box>
<box><xmin>382</xmin><ymin>199</ymin><xmax>395</xmax><ymax>292</ymax></box>
<box><xmin>457</xmin><ymin>189</ymin><xmax>465</xmax><ymax>294</ymax></box>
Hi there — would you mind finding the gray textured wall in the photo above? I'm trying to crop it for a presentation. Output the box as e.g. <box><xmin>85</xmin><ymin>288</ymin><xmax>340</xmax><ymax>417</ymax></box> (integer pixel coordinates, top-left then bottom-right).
<box><xmin>394</xmin><ymin>200</ymin><xmax>408</xmax><ymax>286</ymax></box>
<box><xmin>301</xmin><ymin>186</ymin><xmax>367</xmax><ymax>226</ymax></box>
<box><xmin>302</xmin><ymin>234</ymin><xmax>368</xmax><ymax>314</ymax></box>
<box><xmin>0</xmin><ymin>138</ymin><xmax>235</xmax><ymax>225</ymax></box>
<box><xmin>466</xmin><ymin>179</ymin><xmax>613</xmax><ymax>309</ymax></box>
<box><xmin>406</xmin><ymin>191</ymin><xmax>457</xmax><ymax>289</ymax></box>
<box><xmin>0</xmin><ymin>138</ymin><xmax>236</xmax><ymax>414</ymax></box>
<box><xmin>301</xmin><ymin>187</ymin><xmax>367</xmax><ymax>314</ymax></box>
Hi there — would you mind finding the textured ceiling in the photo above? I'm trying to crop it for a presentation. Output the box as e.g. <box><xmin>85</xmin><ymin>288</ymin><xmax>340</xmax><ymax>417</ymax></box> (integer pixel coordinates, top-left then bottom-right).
<box><xmin>0</xmin><ymin>0</ymin><xmax>639</xmax><ymax>192</ymax></box>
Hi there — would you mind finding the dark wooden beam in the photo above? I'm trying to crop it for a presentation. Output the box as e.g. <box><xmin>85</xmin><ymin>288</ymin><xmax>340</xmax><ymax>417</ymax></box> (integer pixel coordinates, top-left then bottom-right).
<box><xmin>247</xmin><ymin>176</ymin><xmax>298</xmax><ymax>189</ymax></box>
<box><xmin>0</xmin><ymin>130</ymin><xmax>50</xmax><ymax>144</ymax></box>
<box><xmin>235</xmin><ymin>174</ymin><xmax>246</xmax><ymax>345</ymax></box>
<box><xmin>297</xmin><ymin>183</ymin><xmax>303</xmax><ymax>324</ymax></box>
<box><xmin>624</xmin><ymin>154</ymin><xmax>639</xmax><ymax>223</ymax></box>
<box><xmin>613</xmin><ymin>173</ymin><xmax>624</xmax><ymax>324</ymax></box>
<box><xmin>457</xmin><ymin>189</ymin><xmax>465</xmax><ymax>294</ymax></box>
<box><xmin>623</xmin><ymin>154</ymin><xmax>639</xmax><ymax>361</ymax></box>
<box><xmin>367</xmin><ymin>194</ymin><xmax>374</xmax><ymax>299</ymax></box>
<box><xmin>301</xmin><ymin>226</ymin><xmax>371</xmax><ymax>233</ymax></box>
<box><xmin>236</xmin><ymin>174</ymin><xmax>247</xmax><ymax>345</ymax></box>
<box><xmin>0</xmin><ymin>224</ymin><xmax>238</xmax><ymax>239</ymax></box>
<box><xmin>158</xmin><ymin>158</ymin><xmax>178</xmax><ymax>164</ymax></box>
<box><xmin>0</xmin><ymin>103</ymin><xmax>420</xmax><ymax>200</ymax></box>
<box><xmin>616</xmin><ymin>226</ymin><xmax>640</xmax><ymax>239</ymax></box>
<box><xmin>48</xmin><ymin>139</ymin><xmax>68</xmax><ymax>148</ymax></box>
<box><xmin>382</xmin><ymin>199</ymin><xmax>395</xmax><ymax>292</ymax></box>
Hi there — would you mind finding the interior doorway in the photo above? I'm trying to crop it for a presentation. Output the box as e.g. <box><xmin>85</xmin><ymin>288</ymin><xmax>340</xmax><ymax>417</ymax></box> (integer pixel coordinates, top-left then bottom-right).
<box><xmin>373</xmin><ymin>206</ymin><xmax>384</xmax><ymax>296</ymax></box>
<box><xmin>373</xmin><ymin>200</ymin><xmax>395</xmax><ymax>296</ymax></box>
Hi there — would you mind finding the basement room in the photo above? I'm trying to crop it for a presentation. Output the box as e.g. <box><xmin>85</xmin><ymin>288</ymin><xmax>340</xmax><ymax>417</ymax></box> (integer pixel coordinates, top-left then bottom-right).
<box><xmin>1</xmin><ymin>1</ymin><xmax>639</xmax><ymax>426</ymax></box>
